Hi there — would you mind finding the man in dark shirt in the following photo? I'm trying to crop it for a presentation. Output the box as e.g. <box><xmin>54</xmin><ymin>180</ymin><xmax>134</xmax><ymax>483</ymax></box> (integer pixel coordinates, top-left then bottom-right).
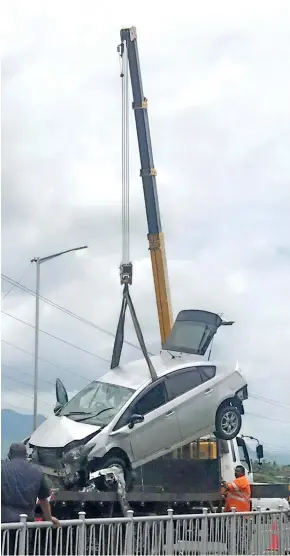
<box><xmin>1</xmin><ymin>442</ymin><xmax>60</xmax><ymax>527</ymax></box>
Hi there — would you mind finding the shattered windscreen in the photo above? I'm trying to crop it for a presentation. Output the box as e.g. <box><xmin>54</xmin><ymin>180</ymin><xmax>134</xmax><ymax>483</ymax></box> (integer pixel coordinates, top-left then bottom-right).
<box><xmin>59</xmin><ymin>381</ymin><xmax>135</xmax><ymax>426</ymax></box>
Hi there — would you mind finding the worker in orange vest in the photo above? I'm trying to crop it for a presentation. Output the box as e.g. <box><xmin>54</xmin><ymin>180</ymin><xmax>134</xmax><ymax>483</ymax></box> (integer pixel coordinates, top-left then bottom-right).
<box><xmin>222</xmin><ymin>465</ymin><xmax>251</xmax><ymax>512</ymax></box>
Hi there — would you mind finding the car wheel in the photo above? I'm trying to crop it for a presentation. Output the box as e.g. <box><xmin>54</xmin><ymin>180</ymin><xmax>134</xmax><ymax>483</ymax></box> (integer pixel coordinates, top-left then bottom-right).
<box><xmin>215</xmin><ymin>405</ymin><xmax>242</xmax><ymax>440</ymax></box>
<box><xmin>98</xmin><ymin>455</ymin><xmax>133</xmax><ymax>491</ymax></box>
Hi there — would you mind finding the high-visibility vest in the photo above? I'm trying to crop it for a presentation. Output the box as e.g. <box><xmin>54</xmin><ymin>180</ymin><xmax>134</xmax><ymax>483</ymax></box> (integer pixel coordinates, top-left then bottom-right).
<box><xmin>224</xmin><ymin>476</ymin><xmax>251</xmax><ymax>512</ymax></box>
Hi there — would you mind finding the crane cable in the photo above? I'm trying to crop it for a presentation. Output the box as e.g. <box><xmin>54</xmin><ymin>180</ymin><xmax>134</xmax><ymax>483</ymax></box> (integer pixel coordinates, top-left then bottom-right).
<box><xmin>120</xmin><ymin>40</ymin><xmax>130</xmax><ymax>265</ymax></box>
<box><xmin>111</xmin><ymin>37</ymin><xmax>156</xmax><ymax>380</ymax></box>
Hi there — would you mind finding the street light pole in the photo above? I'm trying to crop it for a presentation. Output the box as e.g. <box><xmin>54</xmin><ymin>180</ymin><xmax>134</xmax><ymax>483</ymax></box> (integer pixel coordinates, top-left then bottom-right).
<box><xmin>31</xmin><ymin>245</ymin><xmax>88</xmax><ymax>431</ymax></box>
<box><xmin>33</xmin><ymin>258</ymin><xmax>40</xmax><ymax>432</ymax></box>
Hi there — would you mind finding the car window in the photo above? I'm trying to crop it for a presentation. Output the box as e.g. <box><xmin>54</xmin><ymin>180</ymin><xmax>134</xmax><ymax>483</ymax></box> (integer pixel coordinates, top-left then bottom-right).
<box><xmin>113</xmin><ymin>381</ymin><xmax>167</xmax><ymax>431</ymax></box>
<box><xmin>199</xmin><ymin>366</ymin><xmax>216</xmax><ymax>382</ymax></box>
<box><xmin>134</xmin><ymin>382</ymin><xmax>167</xmax><ymax>416</ymax></box>
<box><xmin>166</xmin><ymin>367</ymin><xmax>203</xmax><ymax>400</ymax></box>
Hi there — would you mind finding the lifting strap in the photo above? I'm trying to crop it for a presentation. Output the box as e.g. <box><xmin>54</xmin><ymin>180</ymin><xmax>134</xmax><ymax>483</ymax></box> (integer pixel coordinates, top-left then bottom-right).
<box><xmin>111</xmin><ymin>284</ymin><xmax>157</xmax><ymax>381</ymax></box>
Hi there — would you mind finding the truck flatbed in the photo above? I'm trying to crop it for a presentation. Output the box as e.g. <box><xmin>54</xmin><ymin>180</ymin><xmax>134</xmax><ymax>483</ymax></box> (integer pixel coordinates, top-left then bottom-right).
<box><xmin>47</xmin><ymin>457</ymin><xmax>289</xmax><ymax>506</ymax></box>
<box><xmin>52</xmin><ymin>483</ymin><xmax>290</xmax><ymax>505</ymax></box>
<box><xmin>53</xmin><ymin>489</ymin><xmax>221</xmax><ymax>503</ymax></box>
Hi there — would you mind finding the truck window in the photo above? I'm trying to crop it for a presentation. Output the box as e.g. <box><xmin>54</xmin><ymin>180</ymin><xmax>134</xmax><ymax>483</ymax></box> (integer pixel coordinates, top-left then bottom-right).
<box><xmin>171</xmin><ymin>440</ymin><xmax>217</xmax><ymax>460</ymax></box>
<box><xmin>230</xmin><ymin>440</ymin><xmax>236</xmax><ymax>462</ymax></box>
<box><xmin>236</xmin><ymin>439</ymin><xmax>251</xmax><ymax>473</ymax></box>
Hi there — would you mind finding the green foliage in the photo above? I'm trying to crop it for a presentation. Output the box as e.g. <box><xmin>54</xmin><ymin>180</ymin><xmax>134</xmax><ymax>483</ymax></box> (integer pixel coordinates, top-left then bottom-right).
<box><xmin>253</xmin><ymin>459</ymin><xmax>290</xmax><ymax>483</ymax></box>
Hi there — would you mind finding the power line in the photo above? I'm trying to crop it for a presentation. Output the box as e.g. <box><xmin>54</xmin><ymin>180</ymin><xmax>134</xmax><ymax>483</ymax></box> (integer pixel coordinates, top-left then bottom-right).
<box><xmin>247</xmin><ymin>412</ymin><xmax>290</xmax><ymax>425</ymax></box>
<box><xmin>1</xmin><ymin>339</ymin><xmax>91</xmax><ymax>382</ymax></box>
<box><xmin>1</xmin><ymin>374</ymin><xmax>54</xmax><ymax>406</ymax></box>
<box><xmin>263</xmin><ymin>442</ymin><xmax>290</xmax><ymax>453</ymax></box>
<box><xmin>2</xmin><ymin>363</ymin><xmax>55</xmax><ymax>387</ymax></box>
<box><xmin>2</xmin><ymin>401</ymin><xmax>44</xmax><ymax>415</ymax></box>
<box><xmin>1</xmin><ymin>274</ymin><xmax>150</xmax><ymax>354</ymax></box>
<box><xmin>2</xmin><ymin>310</ymin><xmax>110</xmax><ymax>363</ymax></box>
<box><xmin>3</xmin><ymin>386</ymin><xmax>51</xmax><ymax>405</ymax></box>
<box><xmin>1</xmin><ymin>264</ymin><xmax>32</xmax><ymax>301</ymax></box>
<box><xmin>250</xmin><ymin>394</ymin><xmax>290</xmax><ymax>410</ymax></box>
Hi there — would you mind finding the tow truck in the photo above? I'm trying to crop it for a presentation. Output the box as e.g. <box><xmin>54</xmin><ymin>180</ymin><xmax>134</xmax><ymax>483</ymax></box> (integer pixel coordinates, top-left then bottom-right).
<box><xmin>32</xmin><ymin>434</ymin><xmax>289</xmax><ymax>519</ymax></box>
<box><xmin>31</xmin><ymin>26</ymin><xmax>289</xmax><ymax>519</ymax></box>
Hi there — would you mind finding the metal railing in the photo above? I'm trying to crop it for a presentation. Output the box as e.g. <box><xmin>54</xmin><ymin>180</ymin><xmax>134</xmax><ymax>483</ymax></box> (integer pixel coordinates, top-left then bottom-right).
<box><xmin>1</xmin><ymin>507</ymin><xmax>290</xmax><ymax>555</ymax></box>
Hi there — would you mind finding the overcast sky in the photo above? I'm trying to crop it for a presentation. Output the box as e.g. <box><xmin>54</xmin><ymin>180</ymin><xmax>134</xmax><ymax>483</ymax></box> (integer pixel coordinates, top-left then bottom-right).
<box><xmin>1</xmin><ymin>0</ymin><xmax>290</xmax><ymax>456</ymax></box>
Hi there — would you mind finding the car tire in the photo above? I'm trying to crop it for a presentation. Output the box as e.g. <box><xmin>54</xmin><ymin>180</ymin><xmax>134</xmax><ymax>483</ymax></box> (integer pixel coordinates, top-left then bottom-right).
<box><xmin>215</xmin><ymin>405</ymin><xmax>242</xmax><ymax>440</ymax></box>
<box><xmin>99</xmin><ymin>455</ymin><xmax>133</xmax><ymax>492</ymax></box>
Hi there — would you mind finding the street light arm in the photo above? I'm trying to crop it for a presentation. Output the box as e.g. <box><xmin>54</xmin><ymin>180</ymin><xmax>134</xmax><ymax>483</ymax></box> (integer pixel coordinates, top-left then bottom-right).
<box><xmin>31</xmin><ymin>246</ymin><xmax>88</xmax><ymax>265</ymax></box>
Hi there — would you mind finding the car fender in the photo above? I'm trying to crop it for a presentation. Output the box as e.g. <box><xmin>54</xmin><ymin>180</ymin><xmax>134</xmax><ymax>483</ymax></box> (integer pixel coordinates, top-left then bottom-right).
<box><xmin>216</xmin><ymin>395</ymin><xmax>244</xmax><ymax>414</ymax></box>
<box><xmin>87</xmin><ymin>433</ymin><xmax>134</xmax><ymax>464</ymax></box>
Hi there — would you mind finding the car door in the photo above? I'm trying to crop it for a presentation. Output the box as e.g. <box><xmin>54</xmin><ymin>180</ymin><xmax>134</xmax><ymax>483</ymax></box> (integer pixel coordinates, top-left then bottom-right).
<box><xmin>114</xmin><ymin>379</ymin><xmax>181</xmax><ymax>465</ymax></box>
<box><xmin>166</xmin><ymin>366</ymin><xmax>217</xmax><ymax>441</ymax></box>
<box><xmin>56</xmin><ymin>378</ymin><xmax>68</xmax><ymax>406</ymax></box>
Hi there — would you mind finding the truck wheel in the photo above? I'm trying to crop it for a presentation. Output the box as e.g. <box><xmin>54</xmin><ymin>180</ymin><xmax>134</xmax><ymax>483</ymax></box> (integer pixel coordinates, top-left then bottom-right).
<box><xmin>99</xmin><ymin>455</ymin><xmax>133</xmax><ymax>491</ymax></box>
<box><xmin>215</xmin><ymin>405</ymin><xmax>242</xmax><ymax>440</ymax></box>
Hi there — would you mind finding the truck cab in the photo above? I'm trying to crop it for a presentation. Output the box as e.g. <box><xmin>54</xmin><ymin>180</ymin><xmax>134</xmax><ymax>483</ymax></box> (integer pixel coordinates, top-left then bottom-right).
<box><xmin>177</xmin><ymin>435</ymin><xmax>289</xmax><ymax>511</ymax></box>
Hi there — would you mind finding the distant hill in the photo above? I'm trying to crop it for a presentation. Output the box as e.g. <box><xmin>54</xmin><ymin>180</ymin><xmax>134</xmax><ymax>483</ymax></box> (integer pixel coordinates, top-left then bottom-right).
<box><xmin>248</xmin><ymin>446</ymin><xmax>290</xmax><ymax>466</ymax></box>
<box><xmin>1</xmin><ymin>409</ymin><xmax>46</xmax><ymax>457</ymax></box>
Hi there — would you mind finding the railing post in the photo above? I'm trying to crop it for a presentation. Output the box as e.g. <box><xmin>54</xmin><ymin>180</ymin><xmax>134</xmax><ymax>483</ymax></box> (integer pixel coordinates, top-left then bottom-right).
<box><xmin>18</xmin><ymin>514</ymin><xmax>27</xmax><ymax>556</ymax></box>
<box><xmin>254</xmin><ymin>505</ymin><xmax>262</xmax><ymax>555</ymax></box>
<box><xmin>278</xmin><ymin>504</ymin><xmax>284</xmax><ymax>555</ymax></box>
<box><xmin>200</xmin><ymin>507</ymin><xmax>208</xmax><ymax>555</ymax></box>
<box><xmin>77</xmin><ymin>511</ymin><xmax>86</xmax><ymax>556</ymax></box>
<box><xmin>166</xmin><ymin>508</ymin><xmax>174</xmax><ymax>555</ymax></box>
<box><xmin>230</xmin><ymin>507</ymin><xmax>236</xmax><ymax>555</ymax></box>
<box><xmin>125</xmin><ymin>509</ymin><xmax>134</xmax><ymax>555</ymax></box>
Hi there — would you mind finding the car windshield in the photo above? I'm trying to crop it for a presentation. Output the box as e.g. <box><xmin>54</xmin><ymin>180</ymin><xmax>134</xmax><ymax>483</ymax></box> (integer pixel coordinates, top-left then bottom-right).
<box><xmin>59</xmin><ymin>381</ymin><xmax>135</xmax><ymax>426</ymax></box>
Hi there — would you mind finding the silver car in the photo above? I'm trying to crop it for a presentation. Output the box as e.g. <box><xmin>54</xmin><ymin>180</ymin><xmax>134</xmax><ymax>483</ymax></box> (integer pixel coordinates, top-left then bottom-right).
<box><xmin>28</xmin><ymin>310</ymin><xmax>248</xmax><ymax>489</ymax></box>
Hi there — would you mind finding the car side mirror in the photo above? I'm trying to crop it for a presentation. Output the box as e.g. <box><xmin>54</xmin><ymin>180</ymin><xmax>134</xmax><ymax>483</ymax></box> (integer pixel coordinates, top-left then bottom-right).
<box><xmin>54</xmin><ymin>402</ymin><xmax>62</xmax><ymax>415</ymax></box>
<box><xmin>256</xmin><ymin>444</ymin><xmax>264</xmax><ymax>464</ymax></box>
<box><xmin>128</xmin><ymin>414</ymin><xmax>144</xmax><ymax>430</ymax></box>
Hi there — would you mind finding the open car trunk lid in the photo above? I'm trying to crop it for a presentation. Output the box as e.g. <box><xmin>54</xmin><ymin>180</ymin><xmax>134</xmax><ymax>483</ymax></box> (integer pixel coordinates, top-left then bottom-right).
<box><xmin>162</xmin><ymin>310</ymin><xmax>234</xmax><ymax>355</ymax></box>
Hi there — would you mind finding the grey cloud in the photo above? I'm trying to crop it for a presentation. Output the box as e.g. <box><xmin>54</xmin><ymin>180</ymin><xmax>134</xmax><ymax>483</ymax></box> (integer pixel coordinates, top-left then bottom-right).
<box><xmin>2</xmin><ymin>3</ymin><xmax>290</xmax><ymax>447</ymax></box>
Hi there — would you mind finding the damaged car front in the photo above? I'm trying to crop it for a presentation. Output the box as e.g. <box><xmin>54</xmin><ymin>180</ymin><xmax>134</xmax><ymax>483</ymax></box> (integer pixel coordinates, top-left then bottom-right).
<box><xmin>28</xmin><ymin>379</ymin><xmax>137</xmax><ymax>489</ymax></box>
<box><xmin>30</xmin><ymin>435</ymin><xmax>97</xmax><ymax>489</ymax></box>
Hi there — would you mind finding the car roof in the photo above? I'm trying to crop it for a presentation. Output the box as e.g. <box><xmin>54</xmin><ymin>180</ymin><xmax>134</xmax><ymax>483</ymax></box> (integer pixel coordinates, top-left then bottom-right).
<box><xmin>97</xmin><ymin>352</ymin><xmax>228</xmax><ymax>390</ymax></box>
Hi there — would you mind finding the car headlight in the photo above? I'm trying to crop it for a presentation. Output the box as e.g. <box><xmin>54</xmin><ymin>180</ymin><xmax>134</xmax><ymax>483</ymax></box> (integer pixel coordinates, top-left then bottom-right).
<box><xmin>236</xmin><ymin>385</ymin><xmax>248</xmax><ymax>401</ymax></box>
<box><xmin>62</xmin><ymin>443</ymin><xmax>93</xmax><ymax>464</ymax></box>
<box><xmin>62</xmin><ymin>446</ymin><xmax>84</xmax><ymax>463</ymax></box>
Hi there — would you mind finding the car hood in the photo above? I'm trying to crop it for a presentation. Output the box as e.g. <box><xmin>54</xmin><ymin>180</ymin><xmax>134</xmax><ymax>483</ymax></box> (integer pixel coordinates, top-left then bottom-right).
<box><xmin>29</xmin><ymin>414</ymin><xmax>101</xmax><ymax>448</ymax></box>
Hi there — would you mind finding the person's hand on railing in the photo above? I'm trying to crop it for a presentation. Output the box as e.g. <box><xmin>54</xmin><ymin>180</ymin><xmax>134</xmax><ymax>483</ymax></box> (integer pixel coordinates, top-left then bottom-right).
<box><xmin>51</xmin><ymin>516</ymin><xmax>61</xmax><ymax>528</ymax></box>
